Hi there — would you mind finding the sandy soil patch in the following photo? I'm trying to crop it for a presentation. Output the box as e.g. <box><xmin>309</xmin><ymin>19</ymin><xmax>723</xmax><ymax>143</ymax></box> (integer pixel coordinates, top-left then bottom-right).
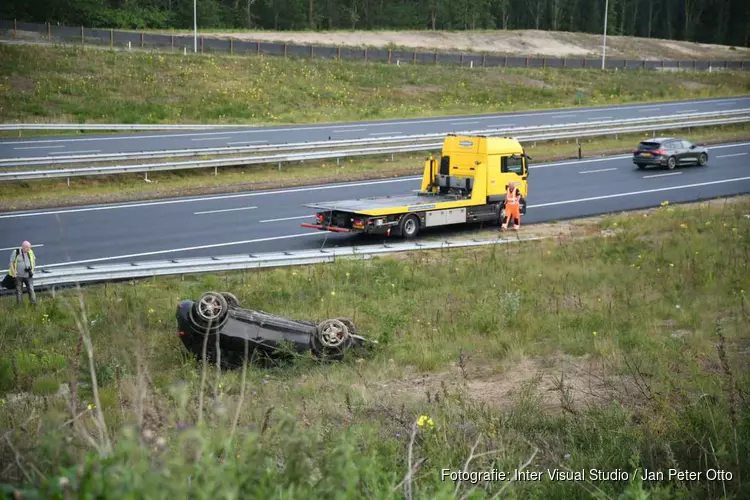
<box><xmin>204</xmin><ymin>29</ymin><xmax>750</xmax><ymax>61</ymax></box>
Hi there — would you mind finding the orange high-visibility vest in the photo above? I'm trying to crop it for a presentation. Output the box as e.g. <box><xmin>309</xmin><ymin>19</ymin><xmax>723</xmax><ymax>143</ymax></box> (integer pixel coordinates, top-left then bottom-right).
<box><xmin>507</xmin><ymin>189</ymin><xmax>519</xmax><ymax>206</ymax></box>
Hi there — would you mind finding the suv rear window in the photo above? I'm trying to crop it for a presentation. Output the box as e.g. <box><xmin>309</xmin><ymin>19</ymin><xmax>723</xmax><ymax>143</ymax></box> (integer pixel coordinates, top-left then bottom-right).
<box><xmin>638</xmin><ymin>142</ymin><xmax>662</xmax><ymax>151</ymax></box>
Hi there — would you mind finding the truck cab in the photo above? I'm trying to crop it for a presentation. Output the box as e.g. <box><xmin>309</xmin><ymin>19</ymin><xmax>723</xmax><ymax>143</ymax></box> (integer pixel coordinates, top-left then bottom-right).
<box><xmin>301</xmin><ymin>135</ymin><xmax>530</xmax><ymax>239</ymax></box>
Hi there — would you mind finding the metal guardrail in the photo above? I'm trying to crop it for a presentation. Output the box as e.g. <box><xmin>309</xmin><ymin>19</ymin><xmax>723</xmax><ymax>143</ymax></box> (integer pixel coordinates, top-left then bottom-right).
<box><xmin>2</xmin><ymin>116</ymin><xmax>747</xmax><ymax>182</ymax></box>
<box><xmin>28</xmin><ymin>236</ymin><xmax>543</xmax><ymax>288</ymax></box>
<box><xmin>2</xmin><ymin>108</ymin><xmax>748</xmax><ymax>168</ymax></box>
<box><xmin>0</xmin><ymin>123</ymin><xmax>255</xmax><ymax>131</ymax></box>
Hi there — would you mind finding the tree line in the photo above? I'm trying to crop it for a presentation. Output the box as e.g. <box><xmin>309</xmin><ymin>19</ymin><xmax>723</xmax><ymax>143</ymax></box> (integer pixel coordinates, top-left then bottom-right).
<box><xmin>3</xmin><ymin>0</ymin><xmax>749</xmax><ymax>48</ymax></box>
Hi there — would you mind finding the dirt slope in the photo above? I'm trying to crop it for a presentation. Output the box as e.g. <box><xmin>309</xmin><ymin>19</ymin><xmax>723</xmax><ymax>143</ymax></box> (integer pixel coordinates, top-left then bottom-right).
<box><xmin>204</xmin><ymin>29</ymin><xmax>749</xmax><ymax>61</ymax></box>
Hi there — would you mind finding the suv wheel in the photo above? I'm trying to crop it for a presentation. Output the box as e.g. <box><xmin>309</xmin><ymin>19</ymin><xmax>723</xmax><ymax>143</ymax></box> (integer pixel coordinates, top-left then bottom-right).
<box><xmin>698</xmin><ymin>153</ymin><xmax>707</xmax><ymax>166</ymax></box>
<box><xmin>666</xmin><ymin>156</ymin><xmax>677</xmax><ymax>170</ymax></box>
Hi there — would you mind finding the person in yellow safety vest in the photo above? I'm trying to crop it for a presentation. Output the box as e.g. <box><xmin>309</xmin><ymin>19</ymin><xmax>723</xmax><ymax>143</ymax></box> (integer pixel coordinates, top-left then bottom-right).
<box><xmin>501</xmin><ymin>182</ymin><xmax>522</xmax><ymax>231</ymax></box>
<box><xmin>8</xmin><ymin>241</ymin><xmax>37</xmax><ymax>305</ymax></box>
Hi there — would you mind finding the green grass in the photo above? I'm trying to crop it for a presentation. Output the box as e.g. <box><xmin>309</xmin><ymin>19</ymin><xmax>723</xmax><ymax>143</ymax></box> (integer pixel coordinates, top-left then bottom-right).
<box><xmin>0</xmin><ymin>196</ymin><xmax>749</xmax><ymax>498</ymax></box>
<box><xmin>1</xmin><ymin>43</ymin><xmax>749</xmax><ymax>126</ymax></box>
<box><xmin>2</xmin><ymin>123</ymin><xmax>749</xmax><ymax>212</ymax></box>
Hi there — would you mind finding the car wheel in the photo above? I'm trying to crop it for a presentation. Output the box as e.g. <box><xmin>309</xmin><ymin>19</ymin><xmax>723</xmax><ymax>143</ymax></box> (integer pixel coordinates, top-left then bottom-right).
<box><xmin>312</xmin><ymin>318</ymin><xmax>351</xmax><ymax>360</ymax></box>
<box><xmin>666</xmin><ymin>156</ymin><xmax>676</xmax><ymax>170</ymax></box>
<box><xmin>698</xmin><ymin>153</ymin><xmax>707</xmax><ymax>166</ymax></box>
<box><xmin>399</xmin><ymin>214</ymin><xmax>419</xmax><ymax>240</ymax></box>
<box><xmin>189</xmin><ymin>291</ymin><xmax>229</xmax><ymax>333</ymax></box>
<box><xmin>221</xmin><ymin>292</ymin><xmax>240</xmax><ymax>308</ymax></box>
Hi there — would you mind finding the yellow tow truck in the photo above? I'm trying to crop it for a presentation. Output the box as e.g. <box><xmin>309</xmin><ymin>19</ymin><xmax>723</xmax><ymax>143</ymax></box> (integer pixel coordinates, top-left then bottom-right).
<box><xmin>300</xmin><ymin>134</ymin><xmax>530</xmax><ymax>239</ymax></box>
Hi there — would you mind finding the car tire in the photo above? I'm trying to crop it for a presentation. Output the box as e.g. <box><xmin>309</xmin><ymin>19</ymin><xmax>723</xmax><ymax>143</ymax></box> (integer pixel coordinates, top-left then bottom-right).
<box><xmin>399</xmin><ymin>214</ymin><xmax>419</xmax><ymax>240</ymax></box>
<box><xmin>221</xmin><ymin>292</ymin><xmax>240</xmax><ymax>308</ymax></box>
<box><xmin>189</xmin><ymin>291</ymin><xmax>229</xmax><ymax>333</ymax></box>
<box><xmin>666</xmin><ymin>156</ymin><xmax>677</xmax><ymax>170</ymax></box>
<box><xmin>312</xmin><ymin>318</ymin><xmax>351</xmax><ymax>361</ymax></box>
<box><xmin>698</xmin><ymin>153</ymin><xmax>707</xmax><ymax>166</ymax></box>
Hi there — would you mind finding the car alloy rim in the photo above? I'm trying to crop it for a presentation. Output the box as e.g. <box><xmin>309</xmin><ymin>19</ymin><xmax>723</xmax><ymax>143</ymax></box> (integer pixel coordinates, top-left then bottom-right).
<box><xmin>318</xmin><ymin>319</ymin><xmax>349</xmax><ymax>348</ymax></box>
<box><xmin>198</xmin><ymin>294</ymin><xmax>223</xmax><ymax>320</ymax></box>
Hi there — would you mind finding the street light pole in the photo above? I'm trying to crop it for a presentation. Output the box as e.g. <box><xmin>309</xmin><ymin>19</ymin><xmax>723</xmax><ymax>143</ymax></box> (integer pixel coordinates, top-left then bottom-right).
<box><xmin>193</xmin><ymin>0</ymin><xmax>197</xmax><ymax>53</ymax></box>
<box><xmin>601</xmin><ymin>0</ymin><xmax>608</xmax><ymax>69</ymax></box>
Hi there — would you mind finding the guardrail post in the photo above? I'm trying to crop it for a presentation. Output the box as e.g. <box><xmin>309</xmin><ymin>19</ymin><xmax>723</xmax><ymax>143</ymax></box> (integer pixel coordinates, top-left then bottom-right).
<box><xmin>460</xmin><ymin>54</ymin><xmax>464</xmax><ymax>65</ymax></box>
<box><xmin>388</xmin><ymin>49</ymin><xmax>392</xmax><ymax>64</ymax></box>
<box><xmin>110</xmin><ymin>29</ymin><xmax>113</xmax><ymax>47</ymax></box>
<box><xmin>284</xmin><ymin>44</ymin><xmax>287</xmax><ymax>58</ymax></box>
<box><xmin>140</xmin><ymin>32</ymin><xmax>144</xmax><ymax>48</ymax></box>
<box><xmin>577</xmin><ymin>140</ymin><xmax>581</xmax><ymax>159</ymax></box>
<box><xmin>435</xmin><ymin>52</ymin><xmax>438</xmax><ymax>64</ymax></box>
<box><xmin>201</xmin><ymin>37</ymin><xmax>204</xmax><ymax>53</ymax></box>
<box><xmin>13</xmin><ymin>19</ymin><xmax>16</xmax><ymax>39</ymax></box>
<box><xmin>482</xmin><ymin>54</ymin><xmax>486</xmax><ymax>67</ymax></box>
<box><xmin>256</xmin><ymin>41</ymin><xmax>260</xmax><ymax>54</ymax></box>
<box><xmin>364</xmin><ymin>48</ymin><xmax>367</xmax><ymax>61</ymax></box>
<box><xmin>310</xmin><ymin>46</ymin><xmax>313</xmax><ymax>59</ymax></box>
<box><xmin>337</xmin><ymin>47</ymin><xmax>341</xmax><ymax>60</ymax></box>
<box><xmin>81</xmin><ymin>26</ymin><xmax>84</xmax><ymax>45</ymax></box>
<box><xmin>214</xmin><ymin>166</ymin><xmax>218</xmax><ymax>176</ymax></box>
<box><xmin>229</xmin><ymin>38</ymin><xmax>233</xmax><ymax>54</ymax></box>
<box><xmin>525</xmin><ymin>57</ymin><xmax>529</xmax><ymax>68</ymax></box>
<box><xmin>47</xmin><ymin>22</ymin><xmax>51</xmax><ymax>40</ymax></box>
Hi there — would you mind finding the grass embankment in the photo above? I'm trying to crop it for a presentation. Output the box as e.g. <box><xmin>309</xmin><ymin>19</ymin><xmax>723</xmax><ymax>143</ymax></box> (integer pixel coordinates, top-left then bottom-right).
<box><xmin>1</xmin><ymin>196</ymin><xmax>749</xmax><ymax>498</ymax></box>
<box><xmin>1</xmin><ymin>43</ymin><xmax>749</xmax><ymax>126</ymax></box>
<box><xmin>2</xmin><ymin>124</ymin><xmax>749</xmax><ymax>212</ymax></box>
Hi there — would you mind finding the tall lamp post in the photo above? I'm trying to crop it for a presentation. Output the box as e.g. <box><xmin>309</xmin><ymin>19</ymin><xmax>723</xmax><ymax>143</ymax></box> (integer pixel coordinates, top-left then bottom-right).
<box><xmin>601</xmin><ymin>0</ymin><xmax>609</xmax><ymax>69</ymax></box>
<box><xmin>193</xmin><ymin>0</ymin><xmax>198</xmax><ymax>53</ymax></box>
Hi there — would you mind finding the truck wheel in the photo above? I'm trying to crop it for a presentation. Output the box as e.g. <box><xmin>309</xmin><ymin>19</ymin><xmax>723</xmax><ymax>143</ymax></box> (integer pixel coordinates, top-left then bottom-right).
<box><xmin>399</xmin><ymin>214</ymin><xmax>419</xmax><ymax>240</ymax></box>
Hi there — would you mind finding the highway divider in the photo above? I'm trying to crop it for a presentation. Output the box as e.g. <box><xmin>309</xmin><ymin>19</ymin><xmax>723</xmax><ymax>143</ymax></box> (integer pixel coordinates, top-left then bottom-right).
<box><xmin>24</xmin><ymin>236</ymin><xmax>544</xmax><ymax>290</ymax></box>
<box><xmin>2</xmin><ymin>115</ymin><xmax>748</xmax><ymax>182</ymax></box>
<box><xmin>2</xmin><ymin>108</ymin><xmax>749</xmax><ymax>169</ymax></box>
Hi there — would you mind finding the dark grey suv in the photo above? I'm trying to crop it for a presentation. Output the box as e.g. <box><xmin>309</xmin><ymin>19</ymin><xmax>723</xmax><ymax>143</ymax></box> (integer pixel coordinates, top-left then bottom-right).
<box><xmin>632</xmin><ymin>137</ymin><xmax>709</xmax><ymax>170</ymax></box>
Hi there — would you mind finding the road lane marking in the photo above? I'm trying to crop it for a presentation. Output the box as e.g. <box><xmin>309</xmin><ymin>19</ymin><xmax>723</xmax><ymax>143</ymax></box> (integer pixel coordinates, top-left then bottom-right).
<box><xmin>191</xmin><ymin>136</ymin><xmax>231</xmax><ymax>141</ymax></box>
<box><xmin>588</xmin><ymin>116</ymin><xmax>613</xmax><ymax>120</ymax></box>
<box><xmin>644</xmin><ymin>172</ymin><xmax>683</xmax><ymax>178</ymax></box>
<box><xmin>454</xmin><ymin>121</ymin><xmax>480</xmax><ymax>125</ymax></box>
<box><xmin>489</xmin><ymin>123</ymin><xmax>516</xmax><ymax>127</ymax></box>
<box><xmin>227</xmin><ymin>140</ymin><xmax>267</xmax><ymax>145</ymax></box>
<box><xmin>13</xmin><ymin>145</ymin><xmax>65</xmax><ymax>150</ymax></box>
<box><xmin>49</xmin><ymin>149</ymin><xmax>101</xmax><ymax>155</ymax></box>
<box><xmin>717</xmin><ymin>153</ymin><xmax>747</xmax><ymax>158</ymax></box>
<box><xmin>677</xmin><ymin>109</ymin><xmax>698</xmax><ymax>113</ymax></box>
<box><xmin>530</xmin><ymin>155</ymin><xmax>630</xmax><ymax>169</ymax></box>
<box><xmin>0</xmin><ymin>244</ymin><xmax>44</xmax><ymax>251</ymax></box>
<box><xmin>640</xmin><ymin>108</ymin><xmax>660</xmax><ymax>112</ymax></box>
<box><xmin>548</xmin><ymin>113</ymin><xmax>577</xmax><ymax>118</ymax></box>
<box><xmin>259</xmin><ymin>215</ymin><xmax>315</xmax><ymax>223</ymax></box>
<box><xmin>193</xmin><ymin>206</ymin><xmax>257</xmax><ymax>215</ymax></box>
<box><xmin>717</xmin><ymin>101</ymin><xmax>736</xmax><ymax>106</ymax></box>
<box><xmin>333</xmin><ymin>128</ymin><xmax>367</xmax><ymax>133</ymax></box>
<box><xmin>369</xmin><ymin>132</ymin><xmax>402</xmax><ymax>136</ymax></box>
<box><xmin>579</xmin><ymin>168</ymin><xmax>617</xmax><ymax>174</ymax></box>
<box><xmin>528</xmin><ymin>176</ymin><xmax>750</xmax><ymax>209</ymax></box>
<box><xmin>0</xmin><ymin>177</ymin><xmax>422</xmax><ymax>219</ymax></box>
<box><xmin>38</xmin><ymin>233</ymin><xmax>320</xmax><ymax>268</ymax></box>
<box><xmin>2</xmin><ymin>97</ymin><xmax>745</xmax><ymax>145</ymax></box>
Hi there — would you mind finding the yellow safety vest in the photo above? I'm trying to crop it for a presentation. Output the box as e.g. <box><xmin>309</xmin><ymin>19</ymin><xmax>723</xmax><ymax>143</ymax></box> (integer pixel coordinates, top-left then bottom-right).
<box><xmin>9</xmin><ymin>248</ymin><xmax>35</xmax><ymax>277</ymax></box>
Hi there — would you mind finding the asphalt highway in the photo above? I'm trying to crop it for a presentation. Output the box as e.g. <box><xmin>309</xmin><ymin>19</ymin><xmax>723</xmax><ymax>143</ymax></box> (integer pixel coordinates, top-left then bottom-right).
<box><xmin>1</xmin><ymin>141</ymin><xmax>749</xmax><ymax>269</ymax></box>
<box><xmin>1</xmin><ymin>96</ymin><xmax>749</xmax><ymax>159</ymax></box>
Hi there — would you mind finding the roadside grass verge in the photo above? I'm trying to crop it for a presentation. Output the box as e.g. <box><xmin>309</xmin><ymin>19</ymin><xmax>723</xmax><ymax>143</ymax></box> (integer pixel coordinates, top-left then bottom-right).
<box><xmin>0</xmin><ymin>196</ymin><xmax>749</xmax><ymax>498</ymax></box>
<box><xmin>2</xmin><ymin>43</ymin><xmax>750</xmax><ymax>128</ymax></box>
<box><xmin>2</xmin><ymin>123</ymin><xmax>749</xmax><ymax>212</ymax></box>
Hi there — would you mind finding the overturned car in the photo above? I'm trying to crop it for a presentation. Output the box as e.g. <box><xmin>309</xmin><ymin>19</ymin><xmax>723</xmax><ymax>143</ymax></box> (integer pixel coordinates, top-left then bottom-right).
<box><xmin>175</xmin><ymin>291</ymin><xmax>375</xmax><ymax>367</ymax></box>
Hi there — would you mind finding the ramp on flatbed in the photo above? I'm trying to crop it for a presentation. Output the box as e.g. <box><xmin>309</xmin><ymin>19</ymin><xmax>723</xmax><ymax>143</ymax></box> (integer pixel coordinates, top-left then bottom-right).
<box><xmin>304</xmin><ymin>193</ymin><xmax>465</xmax><ymax>213</ymax></box>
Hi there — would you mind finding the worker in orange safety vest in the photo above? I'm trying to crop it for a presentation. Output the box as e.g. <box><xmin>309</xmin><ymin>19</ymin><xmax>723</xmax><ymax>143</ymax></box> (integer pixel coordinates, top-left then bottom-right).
<box><xmin>501</xmin><ymin>182</ymin><xmax>521</xmax><ymax>230</ymax></box>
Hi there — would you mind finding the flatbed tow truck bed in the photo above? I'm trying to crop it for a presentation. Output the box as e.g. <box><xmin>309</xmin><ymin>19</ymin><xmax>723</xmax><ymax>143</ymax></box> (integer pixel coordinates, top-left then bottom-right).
<box><xmin>304</xmin><ymin>192</ymin><xmax>465</xmax><ymax>213</ymax></box>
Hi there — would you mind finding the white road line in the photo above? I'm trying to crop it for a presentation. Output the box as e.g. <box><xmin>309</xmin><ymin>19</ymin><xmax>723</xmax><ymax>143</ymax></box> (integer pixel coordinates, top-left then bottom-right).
<box><xmin>0</xmin><ymin>244</ymin><xmax>44</xmax><ymax>251</ymax></box>
<box><xmin>528</xmin><ymin>176</ymin><xmax>750</xmax><ymax>209</ymax></box>
<box><xmin>39</xmin><ymin>233</ymin><xmax>320</xmax><ymax>268</ymax></box>
<box><xmin>13</xmin><ymin>145</ymin><xmax>65</xmax><ymax>150</ymax></box>
<box><xmin>588</xmin><ymin>116</ymin><xmax>613</xmax><ymax>120</ymax></box>
<box><xmin>530</xmin><ymin>155</ymin><xmax>631</xmax><ymax>169</ymax></box>
<box><xmin>549</xmin><ymin>113</ymin><xmax>577</xmax><ymax>118</ymax></box>
<box><xmin>644</xmin><ymin>172</ymin><xmax>682</xmax><ymax>178</ymax></box>
<box><xmin>640</xmin><ymin>108</ymin><xmax>660</xmax><ymax>112</ymax></box>
<box><xmin>454</xmin><ymin>121</ymin><xmax>480</xmax><ymax>125</ymax></box>
<box><xmin>579</xmin><ymin>168</ymin><xmax>617</xmax><ymax>174</ymax></box>
<box><xmin>0</xmin><ymin>177</ymin><xmax>422</xmax><ymax>219</ymax></box>
<box><xmin>333</xmin><ymin>128</ymin><xmax>367</xmax><ymax>133</ymax></box>
<box><xmin>369</xmin><ymin>132</ymin><xmax>402</xmax><ymax>136</ymax></box>
<box><xmin>1</xmin><ymin>97</ymin><xmax>744</xmax><ymax>145</ymax></box>
<box><xmin>259</xmin><ymin>215</ymin><xmax>315</xmax><ymax>223</ymax></box>
<box><xmin>717</xmin><ymin>153</ymin><xmax>747</xmax><ymax>158</ymax></box>
<box><xmin>717</xmin><ymin>101</ymin><xmax>736</xmax><ymax>106</ymax></box>
<box><xmin>679</xmin><ymin>109</ymin><xmax>698</xmax><ymax>113</ymax></box>
<box><xmin>490</xmin><ymin>123</ymin><xmax>516</xmax><ymax>127</ymax></box>
<box><xmin>49</xmin><ymin>149</ymin><xmax>102</xmax><ymax>155</ymax></box>
<box><xmin>191</xmin><ymin>136</ymin><xmax>231</xmax><ymax>141</ymax></box>
<box><xmin>193</xmin><ymin>206</ymin><xmax>257</xmax><ymax>215</ymax></box>
<box><xmin>227</xmin><ymin>140</ymin><xmax>268</xmax><ymax>145</ymax></box>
